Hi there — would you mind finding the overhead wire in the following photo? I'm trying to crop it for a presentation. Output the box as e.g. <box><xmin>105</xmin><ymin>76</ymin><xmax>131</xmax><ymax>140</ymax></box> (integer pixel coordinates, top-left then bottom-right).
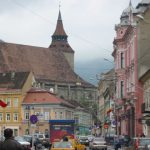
<box><xmin>8</xmin><ymin>0</ymin><xmax>112</xmax><ymax>54</ymax></box>
<box><xmin>4</xmin><ymin>0</ymin><xmax>150</xmax><ymax>71</ymax></box>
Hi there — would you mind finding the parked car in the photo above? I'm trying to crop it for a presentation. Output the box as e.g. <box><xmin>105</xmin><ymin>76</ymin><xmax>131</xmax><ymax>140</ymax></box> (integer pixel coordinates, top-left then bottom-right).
<box><xmin>23</xmin><ymin>135</ymin><xmax>33</xmax><ymax>147</ymax></box>
<box><xmin>105</xmin><ymin>134</ymin><xmax>115</xmax><ymax>145</ymax></box>
<box><xmin>33</xmin><ymin>133</ymin><xmax>46</xmax><ymax>141</ymax></box>
<box><xmin>33</xmin><ymin>133</ymin><xmax>50</xmax><ymax>147</ymax></box>
<box><xmin>131</xmin><ymin>137</ymin><xmax>150</xmax><ymax>150</ymax></box>
<box><xmin>87</xmin><ymin>135</ymin><xmax>94</xmax><ymax>142</ymax></box>
<box><xmin>78</xmin><ymin>136</ymin><xmax>89</xmax><ymax>146</ymax></box>
<box><xmin>89</xmin><ymin>137</ymin><xmax>107</xmax><ymax>150</ymax></box>
<box><xmin>15</xmin><ymin>136</ymin><xmax>31</xmax><ymax>150</ymax></box>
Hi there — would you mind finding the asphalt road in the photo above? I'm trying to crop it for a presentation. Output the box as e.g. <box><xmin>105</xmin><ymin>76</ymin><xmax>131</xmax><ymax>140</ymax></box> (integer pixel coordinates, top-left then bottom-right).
<box><xmin>86</xmin><ymin>145</ymin><xmax>115</xmax><ymax>150</ymax></box>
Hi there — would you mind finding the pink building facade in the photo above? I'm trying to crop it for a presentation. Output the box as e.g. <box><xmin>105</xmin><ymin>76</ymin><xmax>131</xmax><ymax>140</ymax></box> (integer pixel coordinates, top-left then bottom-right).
<box><xmin>112</xmin><ymin>2</ymin><xmax>143</xmax><ymax>137</ymax></box>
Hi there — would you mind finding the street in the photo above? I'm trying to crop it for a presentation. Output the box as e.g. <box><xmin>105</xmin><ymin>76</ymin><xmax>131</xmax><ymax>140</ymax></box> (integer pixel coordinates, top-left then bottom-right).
<box><xmin>86</xmin><ymin>145</ymin><xmax>115</xmax><ymax>150</ymax></box>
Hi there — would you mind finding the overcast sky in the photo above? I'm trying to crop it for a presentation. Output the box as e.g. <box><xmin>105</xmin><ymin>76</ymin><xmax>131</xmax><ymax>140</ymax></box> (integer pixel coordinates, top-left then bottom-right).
<box><xmin>0</xmin><ymin>0</ymin><xmax>141</xmax><ymax>62</ymax></box>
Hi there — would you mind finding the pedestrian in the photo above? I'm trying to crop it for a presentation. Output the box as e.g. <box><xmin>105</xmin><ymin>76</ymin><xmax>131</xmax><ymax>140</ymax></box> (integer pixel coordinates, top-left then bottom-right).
<box><xmin>0</xmin><ymin>139</ymin><xmax>3</xmax><ymax>149</ymax></box>
<box><xmin>63</xmin><ymin>136</ymin><xmax>69</xmax><ymax>141</ymax></box>
<box><xmin>114</xmin><ymin>136</ymin><xmax>121</xmax><ymax>150</ymax></box>
<box><xmin>1</xmin><ymin>128</ymin><xmax>23</xmax><ymax>150</ymax></box>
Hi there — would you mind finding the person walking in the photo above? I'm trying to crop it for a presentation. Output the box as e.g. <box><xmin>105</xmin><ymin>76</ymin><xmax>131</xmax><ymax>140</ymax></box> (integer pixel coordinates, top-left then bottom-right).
<box><xmin>1</xmin><ymin>128</ymin><xmax>23</xmax><ymax>150</ymax></box>
<box><xmin>114</xmin><ymin>136</ymin><xmax>121</xmax><ymax>150</ymax></box>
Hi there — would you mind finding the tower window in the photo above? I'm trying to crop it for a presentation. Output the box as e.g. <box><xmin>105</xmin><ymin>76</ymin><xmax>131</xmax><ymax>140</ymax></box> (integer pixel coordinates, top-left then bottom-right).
<box><xmin>121</xmin><ymin>52</ymin><xmax>124</xmax><ymax>68</ymax></box>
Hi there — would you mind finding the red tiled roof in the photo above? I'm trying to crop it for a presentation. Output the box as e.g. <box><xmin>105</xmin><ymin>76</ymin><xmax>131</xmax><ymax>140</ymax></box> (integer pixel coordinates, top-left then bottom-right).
<box><xmin>23</xmin><ymin>88</ymin><xmax>75</xmax><ymax>108</ymax></box>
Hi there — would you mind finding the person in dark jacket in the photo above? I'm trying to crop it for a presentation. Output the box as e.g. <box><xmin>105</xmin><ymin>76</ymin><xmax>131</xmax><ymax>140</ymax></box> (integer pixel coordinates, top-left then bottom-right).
<box><xmin>1</xmin><ymin>128</ymin><xmax>23</xmax><ymax>150</ymax></box>
<box><xmin>0</xmin><ymin>140</ymin><xmax>3</xmax><ymax>149</ymax></box>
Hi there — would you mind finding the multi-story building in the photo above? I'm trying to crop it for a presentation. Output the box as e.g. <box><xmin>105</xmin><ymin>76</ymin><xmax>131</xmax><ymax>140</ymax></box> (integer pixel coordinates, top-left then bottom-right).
<box><xmin>22</xmin><ymin>88</ymin><xmax>75</xmax><ymax>135</ymax></box>
<box><xmin>0</xmin><ymin>71</ymin><xmax>35</xmax><ymax>136</ymax></box>
<box><xmin>140</xmin><ymin>70</ymin><xmax>150</xmax><ymax>136</ymax></box>
<box><xmin>112</xmin><ymin>1</ymin><xmax>144</xmax><ymax>137</ymax></box>
<box><xmin>98</xmin><ymin>69</ymin><xmax>115</xmax><ymax>136</ymax></box>
<box><xmin>136</xmin><ymin>0</ymin><xmax>150</xmax><ymax>136</ymax></box>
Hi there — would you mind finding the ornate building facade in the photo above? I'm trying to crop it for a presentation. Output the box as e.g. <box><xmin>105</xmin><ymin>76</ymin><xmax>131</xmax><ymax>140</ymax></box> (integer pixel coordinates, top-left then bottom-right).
<box><xmin>112</xmin><ymin>1</ymin><xmax>143</xmax><ymax>137</ymax></box>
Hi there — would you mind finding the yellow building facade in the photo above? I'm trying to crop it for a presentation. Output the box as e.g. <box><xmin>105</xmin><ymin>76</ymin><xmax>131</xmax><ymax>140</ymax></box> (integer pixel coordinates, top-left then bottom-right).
<box><xmin>0</xmin><ymin>71</ymin><xmax>35</xmax><ymax>136</ymax></box>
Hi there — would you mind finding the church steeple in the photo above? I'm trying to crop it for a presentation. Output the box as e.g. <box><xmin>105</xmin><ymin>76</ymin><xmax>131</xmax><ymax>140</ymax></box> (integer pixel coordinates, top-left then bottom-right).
<box><xmin>52</xmin><ymin>10</ymin><xmax>68</xmax><ymax>42</ymax></box>
<box><xmin>49</xmin><ymin>9</ymin><xmax>74</xmax><ymax>70</ymax></box>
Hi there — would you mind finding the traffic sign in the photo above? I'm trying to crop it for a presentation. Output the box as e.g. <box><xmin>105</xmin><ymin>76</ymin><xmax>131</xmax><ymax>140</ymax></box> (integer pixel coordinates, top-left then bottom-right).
<box><xmin>30</xmin><ymin>115</ymin><xmax>38</xmax><ymax>124</ymax></box>
<box><xmin>104</xmin><ymin>124</ymin><xmax>109</xmax><ymax>129</ymax></box>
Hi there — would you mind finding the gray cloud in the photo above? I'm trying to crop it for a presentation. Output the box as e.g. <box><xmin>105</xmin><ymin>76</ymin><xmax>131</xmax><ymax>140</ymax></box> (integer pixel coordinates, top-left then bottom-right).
<box><xmin>0</xmin><ymin>0</ymin><xmax>141</xmax><ymax>61</ymax></box>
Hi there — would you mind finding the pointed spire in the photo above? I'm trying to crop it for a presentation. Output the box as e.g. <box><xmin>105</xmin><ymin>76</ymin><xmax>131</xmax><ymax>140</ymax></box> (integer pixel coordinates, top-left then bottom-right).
<box><xmin>129</xmin><ymin>0</ymin><xmax>134</xmax><ymax>24</ymax></box>
<box><xmin>58</xmin><ymin>1</ymin><xmax>62</xmax><ymax>20</ymax></box>
<box><xmin>52</xmin><ymin>10</ymin><xmax>67</xmax><ymax>41</ymax></box>
<box><xmin>58</xmin><ymin>10</ymin><xmax>62</xmax><ymax>20</ymax></box>
<box><xmin>129</xmin><ymin>0</ymin><xmax>132</xmax><ymax>6</ymax></box>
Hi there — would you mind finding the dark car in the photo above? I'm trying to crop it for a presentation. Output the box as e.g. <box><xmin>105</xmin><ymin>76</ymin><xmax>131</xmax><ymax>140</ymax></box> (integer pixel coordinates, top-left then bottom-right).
<box><xmin>105</xmin><ymin>134</ymin><xmax>115</xmax><ymax>145</ymax></box>
<box><xmin>78</xmin><ymin>136</ymin><xmax>89</xmax><ymax>146</ymax></box>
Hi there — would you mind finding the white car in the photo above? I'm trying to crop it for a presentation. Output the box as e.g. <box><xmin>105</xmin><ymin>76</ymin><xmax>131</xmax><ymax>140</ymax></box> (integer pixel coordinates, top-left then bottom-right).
<box><xmin>89</xmin><ymin>137</ymin><xmax>107</xmax><ymax>150</ymax></box>
<box><xmin>87</xmin><ymin>135</ymin><xmax>94</xmax><ymax>142</ymax></box>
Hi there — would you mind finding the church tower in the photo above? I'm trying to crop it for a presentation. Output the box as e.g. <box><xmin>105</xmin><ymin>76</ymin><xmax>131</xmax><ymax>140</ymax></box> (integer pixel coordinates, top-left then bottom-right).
<box><xmin>49</xmin><ymin>10</ymin><xmax>74</xmax><ymax>70</ymax></box>
<box><xmin>120</xmin><ymin>0</ymin><xmax>135</xmax><ymax>25</ymax></box>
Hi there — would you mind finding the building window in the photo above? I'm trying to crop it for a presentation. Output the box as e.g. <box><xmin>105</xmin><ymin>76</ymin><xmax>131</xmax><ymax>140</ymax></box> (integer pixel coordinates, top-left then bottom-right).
<box><xmin>55</xmin><ymin>112</ymin><xmax>58</xmax><ymax>119</ymax></box>
<box><xmin>13</xmin><ymin>98</ymin><xmax>18</xmax><ymax>107</ymax></box>
<box><xmin>121</xmin><ymin>81</ymin><xmax>124</xmax><ymax>98</ymax></box>
<box><xmin>6</xmin><ymin>113</ymin><xmax>11</xmax><ymax>121</ymax></box>
<box><xmin>13</xmin><ymin>113</ymin><xmax>18</xmax><ymax>121</ymax></box>
<box><xmin>5</xmin><ymin>98</ymin><xmax>11</xmax><ymax>107</ymax></box>
<box><xmin>0</xmin><ymin>113</ymin><xmax>3</xmax><ymax>121</ymax></box>
<box><xmin>14</xmin><ymin>129</ymin><xmax>18</xmax><ymax>136</ymax></box>
<box><xmin>35</xmin><ymin>112</ymin><xmax>40</xmax><ymax>116</ymax></box>
<box><xmin>60</xmin><ymin>112</ymin><xmax>63</xmax><ymax>119</ymax></box>
<box><xmin>121</xmin><ymin>52</ymin><xmax>124</xmax><ymax>68</ymax></box>
<box><xmin>25</xmin><ymin>112</ymin><xmax>29</xmax><ymax>120</ymax></box>
<box><xmin>44</xmin><ymin>112</ymin><xmax>49</xmax><ymax>120</ymax></box>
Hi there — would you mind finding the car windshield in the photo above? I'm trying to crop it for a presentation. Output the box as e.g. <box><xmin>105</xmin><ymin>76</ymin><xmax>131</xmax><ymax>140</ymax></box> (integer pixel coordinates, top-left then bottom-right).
<box><xmin>79</xmin><ymin>136</ymin><xmax>88</xmax><ymax>139</ymax></box>
<box><xmin>94</xmin><ymin>138</ymin><xmax>105</xmax><ymax>142</ymax></box>
<box><xmin>38</xmin><ymin>134</ymin><xmax>44</xmax><ymax>138</ymax></box>
<box><xmin>53</xmin><ymin>142</ymin><xmax>73</xmax><ymax>148</ymax></box>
